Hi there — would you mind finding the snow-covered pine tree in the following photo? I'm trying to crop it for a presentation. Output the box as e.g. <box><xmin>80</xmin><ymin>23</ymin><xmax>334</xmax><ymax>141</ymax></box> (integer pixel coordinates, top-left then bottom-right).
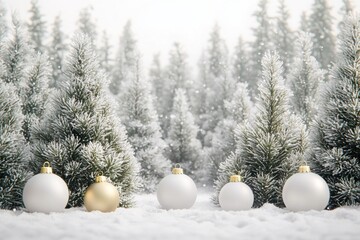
<box><xmin>249</xmin><ymin>0</ymin><xmax>272</xmax><ymax>93</ymax></box>
<box><xmin>161</xmin><ymin>42</ymin><xmax>191</xmax><ymax>137</ymax></box>
<box><xmin>311</xmin><ymin>15</ymin><xmax>360</xmax><ymax>208</ymax></box>
<box><xmin>274</xmin><ymin>0</ymin><xmax>293</xmax><ymax>77</ymax></box>
<box><xmin>338</xmin><ymin>0</ymin><xmax>354</xmax><ymax>30</ymax></box>
<box><xmin>31</xmin><ymin>34</ymin><xmax>139</xmax><ymax>207</ymax></box>
<box><xmin>232</xmin><ymin>36</ymin><xmax>250</xmax><ymax>84</ymax></box>
<box><xmin>0</xmin><ymin>1</ymin><xmax>7</xmax><ymax>42</ymax></box>
<box><xmin>308</xmin><ymin>0</ymin><xmax>336</xmax><ymax>70</ymax></box>
<box><xmin>119</xmin><ymin>57</ymin><xmax>170</xmax><ymax>192</ymax></box>
<box><xmin>48</xmin><ymin>15</ymin><xmax>67</xmax><ymax>89</ymax></box>
<box><xmin>77</xmin><ymin>7</ymin><xmax>97</xmax><ymax>46</ymax></box>
<box><xmin>300</xmin><ymin>12</ymin><xmax>309</xmax><ymax>32</ymax></box>
<box><xmin>214</xmin><ymin>52</ymin><xmax>306</xmax><ymax>207</ymax></box>
<box><xmin>149</xmin><ymin>53</ymin><xmax>165</xmax><ymax>118</ymax></box>
<box><xmin>0</xmin><ymin>80</ymin><xmax>30</xmax><ymax>209</ymax></box>
<box><xmin>193</xmin><ymin>50</ymin><xmax>208</xmax><ymax>129</ymax></box>
<box><xmin>21</xmin><ymin>53</ymin><xmax>50</xmax><ymax>142</ymax></box>
<box><xmin>196</xmin><ymin>24</ymin><xmax>234</xmax><ymax>146</ymax></box>
<box><xmin>0</xmin><ymin>15</ymin><xmax>32</xmax><ymax>90</ymax></box>
<box><xmin>289</xmin><ymin>32</ymin><xmax>325</xmax><ymax>127</ymax></box>
<box><xmin>99</xmin><ymin>30</ymin><xmax>112</xmax><ymax>74</ymax></box>
<box><xmin>27</xmin><ymin>0</ymin><xmax>46</xmax><ymax>53</ymax></box>
<box><xmin>207</xmin><ymin>82</ymin><xmax>253</xmax><ymax>183</ymax></box>
<box><xmin>109</xmin><ymin>20</ymin><xmax>137</xmax><ymax>95</ymax></box>
<box><xmin>166</xmin><ymin>88</ymin><xmax>203</xmax><ymax>181</ymax></box>
<box><xmin>207</xmin><ymin>24</ymin><xmax>228</xmax><ymax>81</ymax></box>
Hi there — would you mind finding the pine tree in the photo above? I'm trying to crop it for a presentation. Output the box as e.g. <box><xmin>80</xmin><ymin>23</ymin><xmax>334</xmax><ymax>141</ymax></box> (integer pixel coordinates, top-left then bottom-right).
<box><xmin>48</xmin><ymin>15</ymin><xmax>67</xmax><ymax>89</ymax></box>
<box><xmin>77</xmin><ymin>7</ymin><xmax>97</xmax><ymax>46</ymax></box>
<box><xmin>27</xmin><ymin>0</ymin><xmax>46</xmax><ymax>53</ymax></box>
<box><xmin>300</xmin><ymin>12</ymin><xmax>309</xmax><ymax>32</ymax></box>
<box><xmin>119</xmin><ymin>57</ymin><xmax>170</xmax><ymax>192</ymax></box>
<box><xmin>193</xmin><ymin>50</ymin><xmax>208</xmax><ymax>145</ymax></box>
<box><xmin>99</xmin><ymin>30</ymin><xmax>112</xmax><ymax>74</ymax></box>
<box><xmin>214</xmin><ymin>52</ymin><xmax>306</xmax><ymax>207</ymax></box>
<box><xmin>0</xmin><ymin>15</ymin><xmax>32</xmax><ymax>90</ymax></box>
<box><xmin>311</xmin><ymin>15</ymin><xmax>360</xmax><ymax>208</ymax></box>
<box><xmin>274</xmin><ymin>0</ymin><xmax>293</xmax><ymax>77</ymax></box>
<box><xmin>31</xmin><ymin>34</ymin><xmax>139</xmax><ymax>207</ymax></box>
<box><xmin>207</xmin><ymin>82</ymin><xmax>253</xmax><ymax>183</ymax></box>
<box><xmin>207</xmin><ymin>24</ymin><xmax>228</xmax><ymax>80</ymax></box>
<box><xmin>289</xmin><ymin>32</ymin><xmax>325</xmax><ymax>127</ymax></box>
<box><xmin>0</xmin><ymin>80</ymin><xmax>30</xmax><ymax>209</ymax></box>
<box><xmin>149</xmin><ymin>53</ymin><xmax>165</xmax><ymax>117</ymax></box>
<box><xmin>232</xmin><ymin>36</ymin><xmax>250</xmax><ymax>83</ymax></box>
<box><xmin>308</xmin><ymin>0</ymin><xmax>336</xmax><ymax>70</ymax></box>
<box><xmin>196</xmin><ymin>24</ymin><xmax>234</xmax><ymax>146</ymax></box>
<box><xmin>161</xmin><ymin>42</ymin><xmax>191</xmax><ymax>136</ymax></box>
<box><xmin>249</xmin><ymin>0</ymin><xmax>272</xmax><ymax>92</ymax></box>
<box><xmin>0</xmin><ymin>1</ymin><xmax>8</xmax><ymax>42</ymax></box>
<box><xmin>21</xmin><ymin>53</ymin><xmax>50</xmax><ymax>142</ymax></box>
<box><xmin>110</xmin><ymin>20</ymin><xmax>137</xmax><ymax>95</ymax></box>
<box><xmin>166</xmin><ymin>89</ymin><xmax>203</xmax><ymax>181</ymax></box>
<box><xmin>338</xmin><ymin>0</ymin><xmax>354</xmax><ymax>30</ymax></box>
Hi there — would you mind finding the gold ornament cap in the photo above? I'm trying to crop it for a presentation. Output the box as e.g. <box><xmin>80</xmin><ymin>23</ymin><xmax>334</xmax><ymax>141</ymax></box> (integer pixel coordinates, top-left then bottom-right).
<box><xmin>40</xmin><ymin>161</ymin><xmax>53</xmax><ymax>174</ymax></box>
<box><xmin>298</xmin><ymin>165</ymin><xmax>311</xmax><ymax>173</ymax></box>
<box><xmin>230</xmin><ymin>175</ymin><xmax>242</xmax><ymax>182</ymax></box>
<box><xmin>172</xmin><ymin>164</ymin><xmax>183</xmax><ymax>174</ymax></box>
<box><xmin>95</xmin><ymin>172</ymin><xmax>107</xmax><ymax>183</ymax></box>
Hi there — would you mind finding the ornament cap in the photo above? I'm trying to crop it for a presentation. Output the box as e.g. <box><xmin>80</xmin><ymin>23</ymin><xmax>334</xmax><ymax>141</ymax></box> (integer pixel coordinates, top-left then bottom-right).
<box><xmin>40</xmin><ymin>161</ymin><xmax>53</xmax><ymax>174</ymax></box>
<box><xmin>95</xmin><ymin>172</ymin><xmax>107</xmax><ymax>183</ymax></box>
<box><xmin>299</xmin><ymin>165</ymin><xmax>310</xmax><ymax>173</ymax></box>
<box><xmin>172</xmin><ymin>164</ymin><xmax>183</xmax><ymax>174</ymax></box>
<box><xmin>230</xmin><ymin>175</ymin><xmax>242</xmax><ymax>182</ymax></box>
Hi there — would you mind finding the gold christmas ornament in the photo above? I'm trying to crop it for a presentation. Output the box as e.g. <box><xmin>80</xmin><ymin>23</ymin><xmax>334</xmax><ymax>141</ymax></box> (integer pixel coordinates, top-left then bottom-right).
<box><xmin>84</xmin><ymin>172</ymin><xmax>120</xmax><ymax>212</ymax></box>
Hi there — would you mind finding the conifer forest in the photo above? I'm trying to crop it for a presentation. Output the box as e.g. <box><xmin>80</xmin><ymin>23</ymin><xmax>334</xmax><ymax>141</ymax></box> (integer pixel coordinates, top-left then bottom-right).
<box><xmin>0</xmin><ymin>2</ymin><xmax>360</xmax><ymax>238</ymax></box>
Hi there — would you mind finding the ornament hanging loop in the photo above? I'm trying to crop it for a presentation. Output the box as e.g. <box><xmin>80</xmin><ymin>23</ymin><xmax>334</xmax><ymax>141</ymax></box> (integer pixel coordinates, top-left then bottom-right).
<box><xmin>40</xmin><ymin>161</ymin><xmax>53</xmax><ymax>174</ymax></box>
<box><xmin>172</xmin><ymin>163</ymin><xmax>183</xmax><ymax>174</ymax></box>
<box><xmin>95</xmin><ymin>171</ymin><xmax>106</xmax><ymax>183</ymax></box>
<box><xmin>299</xmin><ymin>159</ymin><xmax>310</xmax><ymax>173</ymax></box>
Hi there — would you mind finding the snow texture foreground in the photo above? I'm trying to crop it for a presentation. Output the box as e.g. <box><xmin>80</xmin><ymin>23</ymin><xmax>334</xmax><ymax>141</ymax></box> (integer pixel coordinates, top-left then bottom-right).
<box><xmin>1</xmin><ymin>191</ymin><xmax>359</xmax><ymax>240</ymax></box>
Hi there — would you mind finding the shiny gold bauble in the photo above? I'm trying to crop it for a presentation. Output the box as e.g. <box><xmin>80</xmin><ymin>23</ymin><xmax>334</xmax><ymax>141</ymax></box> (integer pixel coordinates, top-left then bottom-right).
<box><xmin>84</xmin><ymin>175</ymin><xmax>120</xmax><ymax>212</ymax></box>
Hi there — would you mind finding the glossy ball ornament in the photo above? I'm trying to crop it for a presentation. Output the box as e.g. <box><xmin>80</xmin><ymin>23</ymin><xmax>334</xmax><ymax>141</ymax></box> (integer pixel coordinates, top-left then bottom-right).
<box><xmin>282</xmin><ymin>165</ymin><xmax>330</xmax><ymax>211</ymax></box>
<box><xmin>219</xmin><ymin>175</ymin><xmax>254</xmax><ymax>211</ymax></box>
<box><xmin>157</xmin><ymin>165</ymin><xmax>197</xmax><ymax>209</ymax></box>
<box><xmin>84</xmin><ymin>174</ymin><xmax>120</xmax><ymax>212</ymax></box>
<box><xmin>23</xmin><ymin>162</ymin><xmax>69</xmax><ymax>213</ymax></box>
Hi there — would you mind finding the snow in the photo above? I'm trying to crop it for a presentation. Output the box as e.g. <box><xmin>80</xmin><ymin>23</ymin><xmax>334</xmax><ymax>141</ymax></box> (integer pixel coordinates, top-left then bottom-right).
<box><xmin>1</xmin><ymin>190</ymin><xmax>360</xmax><ymax>240</ymax></box>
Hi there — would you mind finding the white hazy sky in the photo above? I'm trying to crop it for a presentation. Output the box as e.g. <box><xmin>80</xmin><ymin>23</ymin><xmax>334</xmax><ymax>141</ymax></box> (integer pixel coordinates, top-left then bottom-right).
<box><xmin>3</xmin><ymin>0</ymin><xmax>359</xmax><ymax>69</ymax></box>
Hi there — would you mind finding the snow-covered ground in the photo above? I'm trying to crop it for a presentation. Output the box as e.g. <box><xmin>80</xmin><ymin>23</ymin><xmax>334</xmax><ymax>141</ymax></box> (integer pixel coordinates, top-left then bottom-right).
<box><xmin>1</xmin><ymin>190</ymin><xmax>360</xmax><ymax>240</ymax></box>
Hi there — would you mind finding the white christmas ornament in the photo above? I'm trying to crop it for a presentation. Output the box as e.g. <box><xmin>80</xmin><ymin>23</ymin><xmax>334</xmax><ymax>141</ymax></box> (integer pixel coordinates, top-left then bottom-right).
<box><xmin>23</xmin><ymin>162</ymin><xmax>69</xmax><ymax>213</ymax></box>
<box><xmin>219</xmin><ymin>175</ymin><xmax>254</xmax><ymax>211</ymax></box>
<box><xmin>157</xmin><ymin>164</ymin><xmax>197</xmax><ymax>209</ymax></box>
<box><xmin>282</xmin><ymin>165</ymin><xmax>330</xmax><ymax>211</ymax></box>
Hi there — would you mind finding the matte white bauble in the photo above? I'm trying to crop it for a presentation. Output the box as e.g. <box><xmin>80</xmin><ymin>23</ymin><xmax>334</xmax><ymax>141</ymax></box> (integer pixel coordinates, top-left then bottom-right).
<box><xmin>282</xmin><ymin>165</ymin><xmax>330</xmax><ymax>211</ymax></box>
<box><xmin>157</xmin><ymin>165</ymin><xmax>197</xmax><ymax>209</ymax></box>
<box><xmin>23</xmin><ymin>162</ymin><xmax>69</xmax><ymax>213</ymax></box>
<box><xmin>219</xmin><ymin>175</ymin><xmax>254</xmax><ymax>211</ymax></box>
